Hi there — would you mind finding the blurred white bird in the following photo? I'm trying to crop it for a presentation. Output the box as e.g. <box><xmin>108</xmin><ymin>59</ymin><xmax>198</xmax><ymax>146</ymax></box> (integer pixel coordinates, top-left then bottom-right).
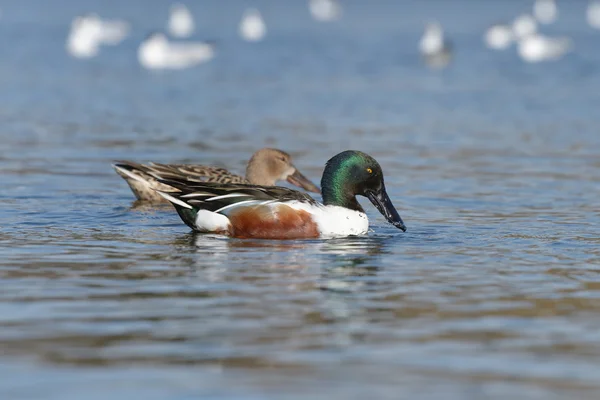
<box><xmin>484</xmin><ymin>24</ymin><xmax>513</xmax><ymax>50</ymax></box>
<box><xmin>239</xmin><ymin>8</ymin><xmax>266</xmax><ymax>42</ymax></box>
<box><xmin>67</xmin><ymin>15</ymin><xmax>101</xmax><ymax>58</ymax></box>
<box><xmin>66</xmin><ymin>14</ymin><xmax>130</xmax><ymax>59</ymax></box>
<box><xmin>587</xmin><ymin>1</ymin><xmax>600</xmax><ymax>29</ymax></box>
<box><xmin>517</xmin><ymin>33</ymin><xmax>571</xmax><ymax>63</ymax></box>
<box><xmin>533</xmin><ymin>0</ymin><xmax>558</xmax><ymax>24</ymax></box>
<box><xmin>168</xmin><ymin>3</ymin><xmax>194</xmax><ymax>38</ymax></box>
<box><xmin>309</xmin><ymin>0</ymin><xmax>342</xmax><ymax>22</ymax></box>
<box><xmin>138</xmin><ymin>32</ymin><xmax>214</xmax><ymax>70</ymax></box>
<box><xmin>94</xmin><ymin>15</ymin><xmax>130</xmax><ymax>45</ymax></box>
<box><xmin>512</xmin><ymin>14</ymin><xmax>538</xmax><ymax>40</ymax></box>
<box><xmin>419</xmin><ymin>22</ymin><xmax>443</xmax><ymax>55</ymax></box>
<box><xmin>419</xmin><ymin>21</ymin><xmax>452</xmax><ymax>69</ymax></box>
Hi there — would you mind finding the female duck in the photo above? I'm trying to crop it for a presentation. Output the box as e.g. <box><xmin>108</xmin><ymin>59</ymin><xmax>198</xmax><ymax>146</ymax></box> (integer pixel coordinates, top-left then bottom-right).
<box><xmin>156</xmin><ymin>151</ymin><xmax>407</xmax><ymax>239</ymax></box>
<box><xmin>114</xmin><ymin>148</ymin><xmax>319</xmax><ymax>203</ymax></box>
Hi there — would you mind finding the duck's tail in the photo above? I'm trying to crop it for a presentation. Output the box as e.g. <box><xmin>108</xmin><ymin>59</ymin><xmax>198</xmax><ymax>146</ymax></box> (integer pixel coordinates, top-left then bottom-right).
<box><xmin>113</xmin><ymin>161</ymin><xmax>174</xmax><ymax>202</ymax></box>
<box><xmin>155</xmin><ymin>190</ymin><xmax>200</xmax><ymax>230</ymax></box>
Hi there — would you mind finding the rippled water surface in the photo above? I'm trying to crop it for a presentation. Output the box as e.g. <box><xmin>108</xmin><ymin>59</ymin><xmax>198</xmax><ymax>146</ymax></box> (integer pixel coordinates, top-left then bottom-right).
<box><xmin>1</xmin><ymin>0</ymin><xmax>600</xmax><ymax>399</ymax></box>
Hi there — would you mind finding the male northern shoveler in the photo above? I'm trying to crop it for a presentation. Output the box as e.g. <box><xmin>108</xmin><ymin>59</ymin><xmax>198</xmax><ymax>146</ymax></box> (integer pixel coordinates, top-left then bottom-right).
<box><xmin>155</xmin><ymin>150</ymin><xmax>407</xmax><ymax>239</ymax></box>
<box><xmin>113</xmin><ymin>148</ymin><xmax>320</xmax><ymax>203</ymax></box>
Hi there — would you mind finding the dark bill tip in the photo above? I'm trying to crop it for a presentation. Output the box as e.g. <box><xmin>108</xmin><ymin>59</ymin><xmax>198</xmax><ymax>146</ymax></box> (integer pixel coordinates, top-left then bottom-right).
<box><xmin>287</xmin><ymin>168</ymin><xmax>320</xmax><ymax>193</ymax></box>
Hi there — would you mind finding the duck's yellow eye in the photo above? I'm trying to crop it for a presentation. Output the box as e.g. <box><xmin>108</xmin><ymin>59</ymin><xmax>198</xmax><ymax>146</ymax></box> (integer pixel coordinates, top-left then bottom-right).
<box><xmin>366</xmin><ymin>168</ymin><xmax>373</xmax><ymax>174</ymax></box>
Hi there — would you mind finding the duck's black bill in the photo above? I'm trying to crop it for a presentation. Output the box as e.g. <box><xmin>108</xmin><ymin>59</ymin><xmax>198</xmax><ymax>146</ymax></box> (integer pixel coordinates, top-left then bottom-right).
<box><xmin>287</xmin><ymin>168</ymin><xmax>321</xmax><ymax>193</ymax></box>
<box><xmin>366</xmin><ymin>188</ymin><xmax>407</xmax><ymax>232</ymax></box>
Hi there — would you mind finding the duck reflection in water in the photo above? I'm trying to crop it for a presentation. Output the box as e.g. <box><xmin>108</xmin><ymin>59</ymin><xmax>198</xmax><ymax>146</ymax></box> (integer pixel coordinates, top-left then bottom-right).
<box><xmin>180</xmin><ymin>233</ymin><xmax>391</xmax><ymax>290</ymax></box>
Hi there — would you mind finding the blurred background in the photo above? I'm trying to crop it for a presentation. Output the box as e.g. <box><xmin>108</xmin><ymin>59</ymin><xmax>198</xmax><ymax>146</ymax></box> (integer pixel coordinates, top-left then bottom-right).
<box><xmin>1</xmin><ymin>0</ymin><xmax>600</xmax><ymax>399</ymax></box>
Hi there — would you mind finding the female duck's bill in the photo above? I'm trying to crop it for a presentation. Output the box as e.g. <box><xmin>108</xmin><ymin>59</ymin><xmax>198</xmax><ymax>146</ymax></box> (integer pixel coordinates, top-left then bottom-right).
<box><xmin>156</xmin><ymin>150</ymin><xmax>406</xmax><ymax>239</ymax></box>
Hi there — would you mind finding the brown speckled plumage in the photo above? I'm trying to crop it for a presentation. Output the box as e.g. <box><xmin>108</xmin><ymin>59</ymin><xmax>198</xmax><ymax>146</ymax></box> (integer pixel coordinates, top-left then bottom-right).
<box><xmin>113</xmin><ymin>161</ymin><xmax>250</xmax><ymax>202</ymax></box>
<box><xmin>113</xmin><ymin>148</ymin><xmax>320</xmax><ymax>203</ymax></box>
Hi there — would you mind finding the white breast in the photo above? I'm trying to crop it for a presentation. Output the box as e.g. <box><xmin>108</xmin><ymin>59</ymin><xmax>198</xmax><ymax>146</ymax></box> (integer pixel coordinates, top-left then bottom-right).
<box><xmin>287</xmin><ymin>202</ymin><xmax>369</xmax><ymax>238</ymax></box>
<box><xmin>194</xmin><ymin>209</ymin><xmax>231</xmax><ymax>233</ymax></box>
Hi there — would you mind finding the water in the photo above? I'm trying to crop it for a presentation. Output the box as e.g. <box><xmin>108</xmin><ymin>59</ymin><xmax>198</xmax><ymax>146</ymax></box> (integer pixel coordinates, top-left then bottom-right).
<box><xmin>1</xmin><ymin>0</ymin><xmax>600</xmax><ymax>399</ymax></box>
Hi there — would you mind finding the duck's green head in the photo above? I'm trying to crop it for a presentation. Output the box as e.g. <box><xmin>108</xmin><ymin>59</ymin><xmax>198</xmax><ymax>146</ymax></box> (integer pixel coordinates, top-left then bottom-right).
<box><xmin>321</xmin><ymin>150</ymin><xmax>406</xmax><ymax>232</ymax></box>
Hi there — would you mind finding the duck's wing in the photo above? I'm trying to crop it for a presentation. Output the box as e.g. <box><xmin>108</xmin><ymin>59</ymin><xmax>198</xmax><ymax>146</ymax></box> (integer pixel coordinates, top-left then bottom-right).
<box><xmin>155</xmin><ymin>176</ymin><xmax>318</xmax><ymax>214</ymax></box>
<box><xmin>113</xmin><ymin>160</ymin><xmax>249</xmax><ymax>202</ymax></box>
<box><xmin>146</xmin><ymin>162</ymin><xmax>249</xmax><ymax>184</ymax></box>
<box><xmin>113</xmin><ymin>160</ymin><xmax>176</xmax><ymax>202</ymax></box>
<box><xmin>154</xmin><ymin>177</ymin><xmax>319</xmax><ymax>231</ymax></box>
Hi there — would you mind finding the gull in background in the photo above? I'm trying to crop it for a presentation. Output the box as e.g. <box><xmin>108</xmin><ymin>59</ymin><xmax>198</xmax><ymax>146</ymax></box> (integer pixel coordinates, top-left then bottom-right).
<box><xmin>168</xmin><ymin>3</ymin><xmax>194</xmax><ymax>38</ymax></box>
<box><xmin>138</xmin><ymin>32</ymin><xmax>214</xmax><ymax>70</ymax></box>
<box><xmin>239</xmin><ymin>8</ymin><xmax>266</xmax><ymax>42</ymax></box>
<box><xmin>587</xmin><ymin>1</ymin><xmax>600</xmax><ymax>29</ymax></box>
<box><xmin>533</xmin><ymin>0</ymin><xmax>558</xmax><ymax>24</ymax></box>
<box><xmin>94</xmin><ymin>16</ymin><xmax>129</xmax><ymax>45</ymax></box>
<box><xmin>419</xmin><ymin>21</ymin><xmax>452</xmax><ymax>69</ymax></box>
<box><xmin>67</xmin><ymin>15</ymin><xmax>101</xmax><ymax>58</ymax></box>
<box><xmin>66</xmin><ymin>14</ymin><xmax>130</xmax><ymax>59</ymax></box>
<box><xmin>517</xmin><ymin>33</ymin><xmax>571</xmax><ymax>63</ymax></box>
<box><xmin>309</xmin><ymin>0</ymin><xmax>342</xmax><ymax>22</ymax></box>
<box><xmin>511</xmin><ymin>12</ymin><xmax>570</xmax><ymax>63</ymax></box>
<box><xmin>512</xmin><ymin>14</ymin><xmax>538</xmax><ymax>40</ymax></box>
<box><xmin>484</xmin><ymin>24</ymin><xmax>514</xmax><ymax>50</ymax></box>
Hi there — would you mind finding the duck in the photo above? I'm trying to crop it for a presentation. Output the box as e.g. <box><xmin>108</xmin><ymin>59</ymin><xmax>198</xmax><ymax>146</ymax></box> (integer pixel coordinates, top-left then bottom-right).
<box><xmin>114</xmin><ymin>148</ymin><xmax>320</xmax><ymax>203</ymax></box>
<box><xmin>155</xmin><ymin>150</ymin><xmax>407</xmax><ymax>239</ymax></box>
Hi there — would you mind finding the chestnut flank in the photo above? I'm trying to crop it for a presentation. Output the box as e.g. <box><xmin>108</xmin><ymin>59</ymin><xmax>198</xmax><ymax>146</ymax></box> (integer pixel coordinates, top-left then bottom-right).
<box><xmin>228</xmin><ymin>204</ymin><xmax>319</xmax><ymax>239</ymax></box>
